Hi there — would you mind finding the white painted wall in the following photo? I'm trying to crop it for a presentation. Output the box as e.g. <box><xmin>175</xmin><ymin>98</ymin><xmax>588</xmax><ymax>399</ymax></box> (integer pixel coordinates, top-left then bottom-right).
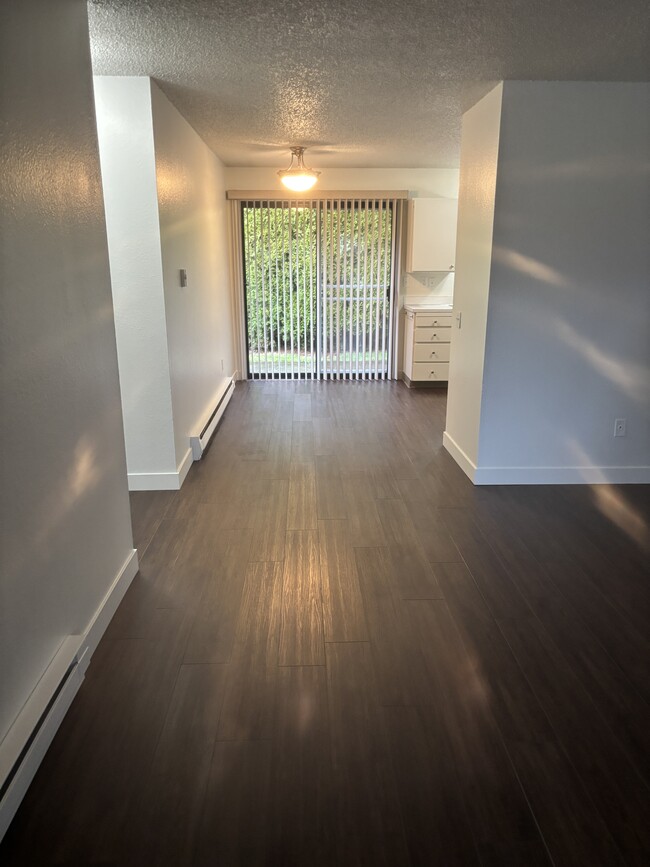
<box><xmin>150</xmin><ymin>83</ymin><xmax>236</xmax><ymax>468</ymax></box>
<box><xmin>402</xmin><ymin>271</ymin><xmax>455</xmax><ymax>306</ymax></box>
<box><xmin>446</xmin><ymin>81</ymin><xmax>650</xmax><ymax>484</ymax></box>
<box><xmin>94</xmin><ymin>77</ymin><xmax>177</xmax><ymax>479</ymax></box>
<box><xmin>94</xmin><ymin>77</ymin><xmax>235</xmax><ymax>488</ymax></box>
<box><xmin>0</xmin><ymin>0</ymin><xmax>134</xmax><ymax>745</ymax></box>
<box><xmin>480</xmin><ymin>82</ymin><xmax>650</xmax><ymax>481</ymax></box>
<box><xmin>444</xmin><ymin>84</ymin><xmax>503</xmax><ymax>468</ymax></box>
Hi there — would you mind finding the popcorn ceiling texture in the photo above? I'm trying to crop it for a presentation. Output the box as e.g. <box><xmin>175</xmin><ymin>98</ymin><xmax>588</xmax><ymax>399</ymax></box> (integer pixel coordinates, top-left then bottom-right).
<box><xmin>88</xmin><ymin>0</ymin><xmax>650</xmax><ymax>168</ymax></box>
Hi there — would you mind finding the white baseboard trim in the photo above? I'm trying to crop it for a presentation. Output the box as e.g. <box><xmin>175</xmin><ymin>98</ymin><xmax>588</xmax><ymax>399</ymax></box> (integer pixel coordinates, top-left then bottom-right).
<box><xmin>128</xmin><ymin>447</ymin><xmax>193</xmax><ymax>492</ymax></box>
<box><xmin>0</xmin><ymin>548</ymin><xmax>139</xmax><ymax>841</ymax></box>
<box><xmin>472</xmin><ymin>465</ymin><xmax>650</xmax><ymax>485</ymax></box>
<box><xmin>81</xmin><ymin>548</ymin><xmax>140</xmax><ymax>659</ymax></box>
<box><xmin>443</xmin><ymin>432</ymin><xmax>650</xmax><ymax>485</ymax></box>
<box><xmin>442</xmin><ymin>431</ymin><xmax>477</xmax><ymax>482</ymax></box>
<box><xmin>177</xmin><ymin>447</ymin><xmax>193</xmax><ymax>487</ymax></box>
<box><xmin>128</xmin><ymin>471</ymin><xmax>181</xmax><ymax>491</ymax></box>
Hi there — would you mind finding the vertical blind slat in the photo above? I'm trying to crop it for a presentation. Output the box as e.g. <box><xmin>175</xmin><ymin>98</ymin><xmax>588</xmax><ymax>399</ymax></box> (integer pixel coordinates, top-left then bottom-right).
<box><xmin>320</xmin><ymin>202</ymin><xmax>327</xmax><ymax>379</ymax></box>
<box><xmin>315</xmin><ymin>204</ymin><xmax>321</xmax><ymax>380</ymax></box>
<box><xmin>265</xmin><ymin>201</ymin><xmax>273</xmax><ymax>379</ymax></box>
<box><xmin>307</xmin><ymin>205</ymin><xmax>312</xmax><ymax>377</ymax></box>
<box><xmin>352</xmin><ymin>199</ymin><xmax>358</xmax><ymax>380</ymax></box>
<box><xmin>353</xmin><ymin>199</ymin><xmax>360</xmax><ymax>381</ymax></box>
<box><xmin>260</xmin><ymin>201</ymin><xmax>268</xmax><ymax>378</ymax></box>
<box><xmin>335</xmin><ymin>199</ymin><xmax>341</xmax><ymax>380</ymax></box>
<box><xmin>386</xmin><ymin>199</ymin><xmax>399</xmax><ymax>379</ymax></box>
<box><xmin>296</xmin><ymin>204</ymin><xmax>302</xmax><ymax>377</ymax></box>
<box><xmin>341</xmin><ymin>199</ymin><xmax>346</xmax><ymax>380</ymax></box>
<box><xmin>361</xmin><ymin>199</ymin><xmax>369</xmax><ymax>381</ymax></box>
<box><xmin>242</xmin><ymin>202</ymin><xmax>250</xmax><ymax>377</ymax></box>
<box><xmin>279</xmin><ymin>202</ymin><xmax>285</xmax><ymax>378</ymax></box>
<box><xmin>289</xmin><ymin>203</ymin><xmax>296</xmax><ymax>379</ymax></box>
<box><xmin>387</xmin><ymin>199</ymin><xmax>399</xmax><ymax>379</ymax></box>
<box><xmin>341</xmin><ymin>202</ymin><xmax>350</xmax><ymax>376</ymax></box>
<box><xmin>380</xmin><ymin>198</ymin><xmax>390</xmax><ymax>380</ymax></box>
<box><xmin>329</xmin><ymin>199</ymin><xmax>334</xmax><ymax>379</ymax></box>
<box><xmin>368</xmin><ymin>199</ymin><xmax>376</xmax><ymax>379</ymax></box>
<box><xmin>272</xmin><ymin>206</ymin><xmax>279</xmax><ymax>378</ymax></box>
<box><xmin>253</xmin><ymin>205</ymin><xmax>260</xmax><ymax>377</ymax></box>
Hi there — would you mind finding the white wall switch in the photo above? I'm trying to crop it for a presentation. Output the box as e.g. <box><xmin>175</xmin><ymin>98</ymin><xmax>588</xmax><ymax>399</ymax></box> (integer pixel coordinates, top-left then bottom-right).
<box><xmin>614</xmin><ymin>418</ymin><xmax>627</xmax><ymax>437</ymax></box>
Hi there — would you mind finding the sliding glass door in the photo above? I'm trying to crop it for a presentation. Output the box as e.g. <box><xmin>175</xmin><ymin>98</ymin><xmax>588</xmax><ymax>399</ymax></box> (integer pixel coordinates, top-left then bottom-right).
<box><xmin>241</xmin><ymin>197</ymin><xmax>400</xmax><ymax>380</ymax></box>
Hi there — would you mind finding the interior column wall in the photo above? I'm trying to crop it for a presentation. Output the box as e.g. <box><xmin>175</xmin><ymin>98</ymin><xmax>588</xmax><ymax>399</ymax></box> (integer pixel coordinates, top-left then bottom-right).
<box><xmin>444</xmin><ymin>84</ymin><xmax>503</xmax><ymax>469</ymax></box>
<box><xmin>479</xmin><ymin>81</ymin><xmax>650</xmax><ymax>482</ymax></box>
<box><xmin>0</xmin><ymin>0</ymin><xmax>134</xmax><ymax>747</ymax></box>
<box><xmin>94</xmin><ymin>76</ymin><xmax>178</xmax><ymax>482</ymax></box>
<box><xmin>94</xmin><ymin>77</ymin><xmax>236</xmax><ymax>488</ymax></box>
<box><xmin>445</xmin><ymin>81</ymin><xmax>650</xmax><ymax>484</ymax></box>
<box><xmin>150</xmin><ymin>82</ymin><xmax>236</xmax><ymax>469</ymax></box>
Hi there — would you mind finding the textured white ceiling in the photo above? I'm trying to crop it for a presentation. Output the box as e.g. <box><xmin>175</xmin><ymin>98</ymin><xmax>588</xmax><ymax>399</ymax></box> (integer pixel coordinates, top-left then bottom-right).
<box><xmin>88</xmin><ymin>0</ymin><xmax>650</xmax><ymax>168</ymax></box>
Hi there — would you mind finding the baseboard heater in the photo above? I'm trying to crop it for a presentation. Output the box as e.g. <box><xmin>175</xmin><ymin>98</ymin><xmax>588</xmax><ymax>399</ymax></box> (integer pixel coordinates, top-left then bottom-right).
<box><xmin>190</xmin><ymin>376</ymin><xmax>236</xmax><ymax>460</ymax></box>
<box><xmin>0</xmin><ymin>638</ymin><xmax>90</xmax><ymax>841</ymax></box>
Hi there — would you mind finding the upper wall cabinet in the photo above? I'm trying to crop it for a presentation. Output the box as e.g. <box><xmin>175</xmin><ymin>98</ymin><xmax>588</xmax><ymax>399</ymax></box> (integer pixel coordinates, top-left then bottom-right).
<box><xmin>405</xmin><ymin>198</ymin><xmax>458</xmax><ymax>272</ymax></box>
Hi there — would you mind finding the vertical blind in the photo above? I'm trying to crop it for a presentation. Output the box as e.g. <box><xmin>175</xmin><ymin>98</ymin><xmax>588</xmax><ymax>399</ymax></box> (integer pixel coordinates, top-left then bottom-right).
<box><xmin>241</xmin><ymin>197</ymin><xmax>400</xmax><ymax>380</ymax></box>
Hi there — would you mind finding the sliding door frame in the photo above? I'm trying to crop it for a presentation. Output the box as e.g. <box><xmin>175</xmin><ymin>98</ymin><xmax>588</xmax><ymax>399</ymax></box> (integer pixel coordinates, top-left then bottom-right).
<box><xmin>228</xmin><ymin>190</ymin><xmax>406</xmax><ymax>382</ymax></box>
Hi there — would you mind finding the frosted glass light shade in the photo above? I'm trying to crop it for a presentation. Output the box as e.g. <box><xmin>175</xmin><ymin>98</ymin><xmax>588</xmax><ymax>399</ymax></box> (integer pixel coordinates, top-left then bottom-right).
<box><xmin>278</xmin><ymin>147</ymin><xmax>320</xmax><ymax>192</ymax></box>
<box><xmin>280</xmin><ymin>172</ymin><xmax>319</xmax><ymax>192</ymax></box>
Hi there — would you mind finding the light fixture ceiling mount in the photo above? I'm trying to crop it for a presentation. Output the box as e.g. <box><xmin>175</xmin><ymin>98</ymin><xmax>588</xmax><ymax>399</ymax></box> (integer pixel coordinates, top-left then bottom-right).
<box><xmin>277</xmin><ymin>146</ymin><xmax>321</xmax><ymax>192</ymax></box>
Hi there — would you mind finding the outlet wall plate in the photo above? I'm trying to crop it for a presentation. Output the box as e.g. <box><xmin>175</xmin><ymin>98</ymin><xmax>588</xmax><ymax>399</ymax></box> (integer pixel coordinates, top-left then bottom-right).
<box><xmin>614</xmin><ymin>418</ymin><xmax>627</xmax><ymax>437</ymax></box>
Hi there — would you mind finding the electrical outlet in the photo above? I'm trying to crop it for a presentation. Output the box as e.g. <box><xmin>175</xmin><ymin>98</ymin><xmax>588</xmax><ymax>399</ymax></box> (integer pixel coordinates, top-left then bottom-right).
<box><xmin>614</xmin><ymin>418</ymin><xmax>626</xmax><ymax>437</ymax></box>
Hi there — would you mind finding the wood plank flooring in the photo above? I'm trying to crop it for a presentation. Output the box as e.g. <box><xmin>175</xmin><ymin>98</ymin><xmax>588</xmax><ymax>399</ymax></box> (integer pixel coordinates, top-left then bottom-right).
<box><xmin>2</xmin><ymin>380</ymin><xmax>649</xmax><ymax>866</ymax></box>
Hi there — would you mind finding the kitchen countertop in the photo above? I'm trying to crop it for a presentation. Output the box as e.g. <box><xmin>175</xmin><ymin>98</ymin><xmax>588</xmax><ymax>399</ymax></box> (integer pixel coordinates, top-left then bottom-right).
<box><xmin>403</xmin><ymin>303</ymin><xmax>453</xmax><ymax>314</ymax></box>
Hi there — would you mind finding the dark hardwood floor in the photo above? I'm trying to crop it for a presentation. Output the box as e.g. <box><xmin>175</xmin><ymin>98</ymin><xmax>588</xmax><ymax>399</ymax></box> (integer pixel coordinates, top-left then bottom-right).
<box><xmin>2</xmin><ymin>380</ymin><xmax>649</xmax><ymax>866</ymax></box>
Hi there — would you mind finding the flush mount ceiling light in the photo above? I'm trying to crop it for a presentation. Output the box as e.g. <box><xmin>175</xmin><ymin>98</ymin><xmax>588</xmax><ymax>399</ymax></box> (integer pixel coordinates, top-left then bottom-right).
<box><xmin>277</xmin><ymin>146</ymin><xmax>321</xmax><ymax>192</ymax></box>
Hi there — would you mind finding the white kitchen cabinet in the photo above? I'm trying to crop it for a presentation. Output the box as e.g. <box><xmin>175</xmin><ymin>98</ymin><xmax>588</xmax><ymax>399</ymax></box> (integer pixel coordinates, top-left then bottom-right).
<box><xmin>405</xmin><ymin>198</ymin><xmax>458</xmax><ymax>273</ymax></box>
<box><xmin>403</xmin><ymin>305</ymin><xmax>452</xmax><ymax>386</ymax></box>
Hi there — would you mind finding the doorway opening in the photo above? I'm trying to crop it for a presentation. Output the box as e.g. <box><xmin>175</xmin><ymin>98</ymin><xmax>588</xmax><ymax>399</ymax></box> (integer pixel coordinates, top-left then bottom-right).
<box><xmin>240</xmin><ymin>197</ymin><xmax>401</xmax><ymax>380</ymax></box>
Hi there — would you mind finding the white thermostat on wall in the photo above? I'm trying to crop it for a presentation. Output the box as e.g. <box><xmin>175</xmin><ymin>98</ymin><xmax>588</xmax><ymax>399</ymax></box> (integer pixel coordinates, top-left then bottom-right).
<box><xmin>179</xmin><ymin>268</ymin><xmax>188</xmax><ymax>288</ymax></box>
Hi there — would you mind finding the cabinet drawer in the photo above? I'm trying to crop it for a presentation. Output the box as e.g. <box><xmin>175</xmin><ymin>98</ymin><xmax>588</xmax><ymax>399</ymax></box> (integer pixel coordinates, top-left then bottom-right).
<box><xmin>414</xmin><ymin>327</ymin><xmax>451</xmax><ymax>344</ymax></box>
<box><xmin>415</xmin><ymin>314</ymin><xmax>452</xmax><ymax>328</ymax></box>
<box><xmin>412</xmin><ymin>362</ymin><xmax>449</xmax><ymax>381</ymax></box>
<box><xmin>413</xmin><ymin>343</ymin><xmax>450</xmax><ymax>362</ymax></box>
